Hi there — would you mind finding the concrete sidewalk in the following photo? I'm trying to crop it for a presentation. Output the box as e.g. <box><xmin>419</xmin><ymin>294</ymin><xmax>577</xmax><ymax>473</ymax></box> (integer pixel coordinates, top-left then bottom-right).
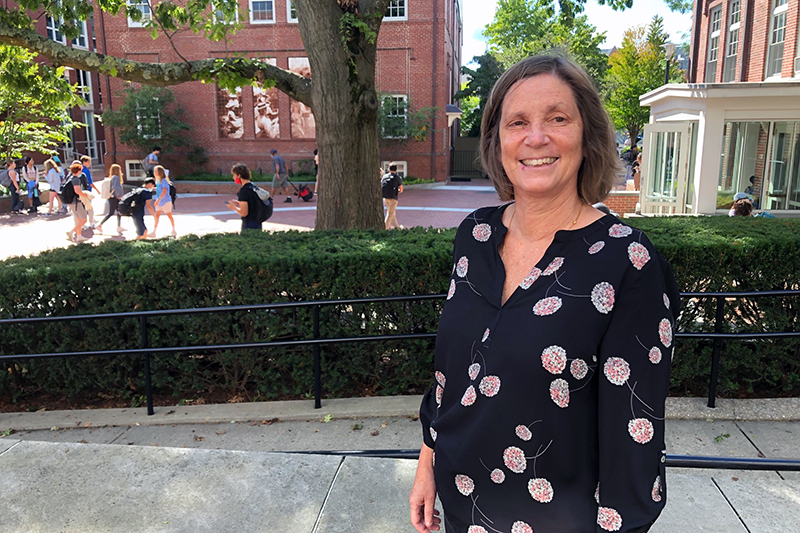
<box><xmin>2</xmin><ymin>396</ymin><xmax>800</xmax><ymax>532</ymax></box>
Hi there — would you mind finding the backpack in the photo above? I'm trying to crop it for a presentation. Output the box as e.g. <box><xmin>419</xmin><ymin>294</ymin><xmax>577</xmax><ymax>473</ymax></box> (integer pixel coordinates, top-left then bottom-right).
<box><xmin>169</xmin><ymin>182</ymin><xmax>177</xmax><ymax>207</ymax></box>
<box><xmin>297</xmin><ymin>184</ymin><xmax>314</xmax><ymax>202</ymax></box>
<box><xmin>100</xmin><ymin>178</ymin><xmax>112</xmax><ymax>200</ymax></box>
<box><xmin>58</xmin><ymin>170</ymin><xmax>70</xmax><ymax>190</ymax></box>
<box><xmin>118</xmin><ymin>188</ymin><xmax>147</xmax><ymax>217</ymax></box>
<box><xmin>59</xmin><ymin>174</ymin><xmax>86</xmax><ymax>205</ymax></box>
<box><xmin>248</xmin><ymin>183</ymin><xmax>273</xmax><ymax>223</ymax></box>
<box><xmin>0</xmin><ymin>169</ymin><xmax>10</xmax><ymax>188</ymax></box>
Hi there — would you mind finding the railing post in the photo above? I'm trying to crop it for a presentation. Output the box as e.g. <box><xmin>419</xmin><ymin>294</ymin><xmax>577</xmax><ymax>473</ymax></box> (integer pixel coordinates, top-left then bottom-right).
<box><xmin>140</xmin><ymin>315</ymin><xmax>154</xmax><ymax>416</ymax></box>
<box><xmin>313</xmin><ymin>305</ymin><xmax>322</xmax><ymax>409</ymax></box>
<box><xmin>707</xmin><ymin>295</ymin><xmax>726</xmax><ymax>408</ymax></box>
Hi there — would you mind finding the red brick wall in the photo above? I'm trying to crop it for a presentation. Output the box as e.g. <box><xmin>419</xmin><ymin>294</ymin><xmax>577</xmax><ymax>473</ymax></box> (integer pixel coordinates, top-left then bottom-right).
<box><xmin>604</xmin><ymin>192</ymin><xmax>640</xmax><ymax>215</ymax></box>
<box><xmin>695</xmin><ymin>0</ymin><xmax>800</xmax><ymax>83</ymax></box>
<box><xmin>99</xmin><ymin>0</ymin><xmax>462</xmax><ymax>181</ymax></box>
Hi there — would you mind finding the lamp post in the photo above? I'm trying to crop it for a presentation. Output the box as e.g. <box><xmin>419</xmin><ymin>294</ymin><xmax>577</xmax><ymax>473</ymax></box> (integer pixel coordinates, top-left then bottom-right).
<box><xmin>662</xmin><ymin>43</ymin><xmax>677</xmax><ymax>85</ymax></box>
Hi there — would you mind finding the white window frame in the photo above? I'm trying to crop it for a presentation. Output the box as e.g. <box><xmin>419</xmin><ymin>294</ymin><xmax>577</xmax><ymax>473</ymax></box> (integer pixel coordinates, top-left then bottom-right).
<box><xmin>382</xmin><ymin>161</ymin><xmax>407</xmax><ymax>179</ymax></box>
<box><xmin>249</xmin><ymin>0</ymin><xmax>275</xmax><ymax>24</ymax></box>
<box><xmin>76</xmin><ymin>70</ymin><xmax>93</xmax><ymax>106</ymax></box>
<box><xmin>127</xmin><ymin>0</ymin><xmax>153</xmax><ymax>28</ymax></box>
<box><xmin>136</xmin><ymin>103</ymin><xmax>162</xmax><ymax>140</ymax></box>
<box><xmin>71</xmin><ymin>19</ymin><xmax>89</xmax><ymax>49</ymax></box>
<box><xmin>765</xmin><ymin>0</ymin><xmax>788</xmax><ymax>78</ymax></box>
<box><xmin>83</xmin><ymin>111</ymin><xmax>98</xmax><ymax>160</ymax></box>
<box><xmin>213</xmin><ymin>5</ymin><xmax>240</xmax><ymax>24</ymax></box>
<box><xmin>382</xmin><ymin>94</ymin><xmax>408</xmax><ymax>139</ymax></box>
<box><xmin>46</xmin><ymin>15</ymin><xmax>66</xmax><ymax>44</ymax></box>
<box><xmin>723</xmin><ymin>0</ymin><xmax>740</xmax><ymax>82</ymax></box>
<box><xmin>385</xmin><ymin>0</ymin><xmax>407</xmax><ymax>21</ymax></box>
<box><xmin>706</xmin><ymin>6</ymin><xmax>722</xmax><ymax>83</ymax></box>
<box><xmin>287</xmin><ymin>0</ymin><xmax>298</xmax><ymax>23</ymax></box>
<box><xmin>125</xmin><ymin>160</ymin><xmax>147</xmax><ymax>181</ymax></box>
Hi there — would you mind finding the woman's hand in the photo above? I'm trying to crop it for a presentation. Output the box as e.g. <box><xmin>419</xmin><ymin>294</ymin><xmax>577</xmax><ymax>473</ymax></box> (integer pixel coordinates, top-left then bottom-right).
<box><xmin>410</xmin><ymin>444</ymin><xmax>440</xmax><ymax>532</ymax></box>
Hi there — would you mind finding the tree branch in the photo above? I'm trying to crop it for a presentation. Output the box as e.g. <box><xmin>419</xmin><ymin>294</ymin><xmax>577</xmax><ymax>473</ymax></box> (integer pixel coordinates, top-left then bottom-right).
<box><xmin>0</xmin><ymin>19</ymin><xmax>314</xmax><ymax>106</ymax></box>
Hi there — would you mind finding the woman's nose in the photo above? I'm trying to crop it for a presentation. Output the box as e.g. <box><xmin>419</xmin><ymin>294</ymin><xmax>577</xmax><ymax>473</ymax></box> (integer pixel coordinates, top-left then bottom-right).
<box><xmin>524</xmin><ymin>123</ymin><xmax>549</xmax><ymax>145</ymax></box>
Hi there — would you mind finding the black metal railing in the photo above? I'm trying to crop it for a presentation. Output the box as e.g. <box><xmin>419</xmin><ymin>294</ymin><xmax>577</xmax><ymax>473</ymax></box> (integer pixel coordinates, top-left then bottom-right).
<box><xmin>1</xmin><ymin>290</ymin><xmax>798</xmax><ymax>415</ymax></box>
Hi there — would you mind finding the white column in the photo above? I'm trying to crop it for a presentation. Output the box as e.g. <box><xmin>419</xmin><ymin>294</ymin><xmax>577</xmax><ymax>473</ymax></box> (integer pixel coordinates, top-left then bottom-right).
<box><xmin>692</xmin><ymin>104</ymin><xmax>726</xmax><ymax>214</ymax></box>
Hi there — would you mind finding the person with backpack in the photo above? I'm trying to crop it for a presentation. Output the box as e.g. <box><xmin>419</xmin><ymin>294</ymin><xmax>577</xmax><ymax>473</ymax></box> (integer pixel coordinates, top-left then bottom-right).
<box><xmin>381</xmin><ymin>163</ymin><xmax>404</xmax><ymax>229</ymax></box>
<box><xmin>1</xmin><ymin>160</ymin><xmax>23</xmax><ymax>215</ymax></box>
<box><xmin>144</xmin><ymin>146</ymin><xmax>160</xmax><ymax>177</ymax></box>
<box><xmin>150</xmin><ymin>165</ymin><xmax>176</xmax><ymax>238</ymax></box>
<box><xmin>63</xmin><ymin>162</ymin><xmax>91</xmax><ymax>243</ymax></box>
<box><xmin>119</xmin><ymin>177</ymin><xmax>157</xmax><ymax>240</ymax></box>
<box><xmin>97</xmin><ymin>163</ymin><xmax>126</xmax><ymax>236</ymax></box>
<box><xmin>226</xmin><ymin>163</ymin><xmax>271</xmax><ymax>232</ymax></box>
<box><xmin>80</xmin><ymin>155</ymin><xmax>100</xmax><ymax>227</ymax></box>
<box><xmin>43</xmin><ymin>158</ymin><xmax>66</xmax><ymax>215</ymax></box>
<box><xmin>21</xmin><ymin>157</ymin><xmax>42</xmax><ymax>214</ymax></box>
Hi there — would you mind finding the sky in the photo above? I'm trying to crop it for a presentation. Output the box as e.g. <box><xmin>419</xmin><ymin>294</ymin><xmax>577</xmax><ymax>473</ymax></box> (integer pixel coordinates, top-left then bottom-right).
<box><xmin>460</xmin><ymin>0</ymin><xmax>693</xmax><ymax>64</ymax></box>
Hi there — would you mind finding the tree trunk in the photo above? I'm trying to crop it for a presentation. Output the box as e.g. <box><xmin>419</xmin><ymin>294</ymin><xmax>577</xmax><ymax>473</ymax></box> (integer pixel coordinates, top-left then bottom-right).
<box><xmin>297</xmin><ymin>0</ymin><xmax>387</xmax><ymax>230</ymax></box>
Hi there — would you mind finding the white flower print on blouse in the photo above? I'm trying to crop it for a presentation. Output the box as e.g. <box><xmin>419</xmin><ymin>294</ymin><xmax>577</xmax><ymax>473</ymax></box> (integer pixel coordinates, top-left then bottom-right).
<box><xmin>649</xmin><ymin>346</ymin><xmax>663</xmax><ymax>364</ymax></box>
<box><xmin>597</xmin><ymin>507</ymin><xmax>623</xmax><ymax>531</ymax></box>
<box><xmin>503</xmin><ymin>446</ymin><xmax>527</xmax><ymax>473</ymax></box>
<box><xmin>456</xmin><ymin>256</ymin><xmax>469</xmax><ymax>278</ymax></box>
<box><xmin>490</xmin><ymin>468</ymin><xmax>505</xmax><ymax>484</ymax></box>
<box><xmin>468</xmin><ymin>526</ymin><xmax>488</xmax><ymax>533</ymax></box>
<box><xmin>603</xmin><ymin>357</ymin><xmax>631</xmax><ymax>386</ymax></box>
<box><xmin>511</xmin><ymin>521</ymin><xmax>534</xmax><ymax>533</ymax></box>
<box><xmin>594</xmin><ymin>482</ymin><xmax>600</xmax><ymax>504</ymax></box>
<box><xmin>468</xmin><ymin>362</ymin><xmax>481</xmax><ymax>380</ymax></box>
<box><xmin>591</xmin><ymin>282</ymin><xmax>615</xmax><ymax>314</ymax></box>
<box><xmin>515</xmin><ymin>425</ymin><xmax>533</xmax><ymax>441</ymax></box>
<box><xmin>472</xmin><ymin>223</ymin><xmax>492</xmax><ymax>242</ymax></box>
<box><xmin>533</xmin><ymin>296</ymin><xmax>563</xmax><ymax>316</ymax></box>
<box><xmin>659</xmin><ymin>318</ymin><xmax>673</xmax><ymax>347</ymax></box>
<box><xmin>541</xmin><ymin>345</ymin><xmax>567</xmax><ymax>375</ymax></box>
<box><xmin>549</xmin><ymin>378</ymin><xmax>570</xmax><ymax>408</ymax></box>
<box><xmin>628</xmin><ymin>241</ymin><xmax>651</xmax><ymax>270</ymax></box>
<box><xmin>461</xmin><ymin>385</ymin><xmax>477</xmax><ymax>407</ymax></box>
<box><xmin>435</xmin><ymin>371</ymin><xmax>446</xmax><ymax>387</ymax></box>
<box><xmin>588</xmin><ymin>240</ymin><xmax>605</xmax><ymax>254</ymax></box>
<box><xmin>570</xmin><ymin>358</ymin><xmax>589</xmax><ymax>379</ymax></box>
<box><xmin>479</xmin><ymin>375</ymin><xmax>501</xmax><ymax>397</ymax></box>
<box><xmin>447</xmin><ymin>278</ymin><xmax>456</xmax><ymax>300</ymax></box>
<box><xmin>608</xmin><ymin>224</ymin><xmax>633</xmax><ymax>238</ymax></box>
<box><xmin>628</xmin><ymin>417</ymin><xmax>655</xmax><ymax>444</ymax></box>
<box><xmin>430</xmin><ymin>427</ymin><xmax>437</xmax><ymax>442</ymax></box>
<box><xmin>455</xmin><ymin>474</ymin><xmax>475</xmax><ymax>496</ymax></box>
<box><xmin>542</xmin><ymin>257</ymin><xmax>564</xmax><ymax>276</ymax></box>
<box><xmin>663</xmin><ymin>293</ymin><xmax>670</xmax><ymax>309</ymax></box>
<box><xmin>435</xmin><ymin>385</ymin><xmax>444</xmax><ymax>406</ymax></box>
<box><xmin>519</xmin><ymin>266</ymin><xmax>542</xmax><ymax>290</ymax></box>
<box><xmin>652</xmin><ymin>476</ymin><xmax>662</xmax><ymax>502</ymax></box>
<box><xmin>528</xmin><ymin>478</ymin><xmax>554</xmax><ymax>503</ymax></box>
<box><xmin>481</xmin><ymin>328</ymin><xmax>491</xmax><ymax>343</ymax></box>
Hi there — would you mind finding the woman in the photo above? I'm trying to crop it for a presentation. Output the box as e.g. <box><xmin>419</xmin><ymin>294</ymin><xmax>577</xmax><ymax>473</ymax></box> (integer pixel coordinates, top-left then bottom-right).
<box><xmin>65</xmin><ymin>162</ymin><xmax>90</xmax><ymax>243</ymax></box>
<box><xmin>410</xmin><ymin>55</ymin><xmax>680</xmax><ymax>533</ymax></box>
<box><xmin>44</xmin><ymin>158</ymin><xmax>65</xmax><ymax>215</ymax></box>
<box><xmin>151</xmin><ymin>165</ymin><xmax>176</xmax><ymax>238</ymax></box>
<box><xmin>5</xmin><ymin>160</ymin><xmax>23</xmax><ymax>215</ymax></box>
<box><xmin>97</xmin><ymin>163</ymin><xmax>126</xmax><ymax>235</ymax></box>
<box><xmin>21</xmin><ymin>157</ymin><xmax>42</xmax><ymax>214</ymax></box>
<box><xmin>225</xmin><ymin>163</ymin><xmax>264</xmax><ymax>232</ymax></box>
<box><xmin>729</xmin><ymin>192</ymin><xmax>753</xmax><ymax>217</ymax></box>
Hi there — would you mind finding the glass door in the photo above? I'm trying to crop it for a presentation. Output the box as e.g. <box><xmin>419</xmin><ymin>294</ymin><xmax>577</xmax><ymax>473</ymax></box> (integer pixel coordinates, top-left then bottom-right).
<box><xmin>641</xmin><ymin>122</ymin><xmax>692</xmax><ymax>214</ymax></box>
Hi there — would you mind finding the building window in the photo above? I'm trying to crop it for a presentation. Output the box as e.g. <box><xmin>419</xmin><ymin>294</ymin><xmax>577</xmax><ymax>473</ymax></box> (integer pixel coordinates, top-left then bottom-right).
<box><xmin>213</xmin><ymin>6</ymin><xmax>239</xmax><ymax>24</ymax></box>
<box><xmin>385</xmin><ymin>0</ymin><xmax>407</xmax><ymax>21</ymax></box>
<box><xmin>83</xmin><ymin>110</ymin><xmax>98</xmax><ymax>160</ymax></box>
<box><xmin>766</xmin><ymin>0</ymin><xmax>788</xmax><ymax>78</ymax></box>
<box><xmin>127</xmin><ymin>0</ymin><xmax>152</xmax><ymax>28</ymax></box>
<box><xmin>125</xmin><ymin>160</ymin><xmax>147</xmax><ymax>180</ymax></box>
<box><xmin>249</xmin><ymin>0</ymin><xmax>275</xmax><ymax>23</ymax></box>
<box><xmin>76</xmin><ymin>70</ymin><xmax>93</xmax><ymax>106</ymax></box>
<box><xmin>723</xmin><ymin>0</ymin><xmax>740</xmax><ymax>82</ymax></box>
<box><xmin>382</xmin><ymin>95</ymin><xmax>408</xmax><ymax>139</ymax></box>
<box><xmin>287</xmin><ymin>0</ymin><xmax>298</xmax><ymax>22</ymax></box>
<box><xmin>136</xmin><ymin>104</ymin><xmax>162</xmax><ymax>140</ymax></box>
<box><xmin>46</xmin><ymin>15</ymin><xmax>66</xmax><ymax>44</ymax></box>
<box><xmin>382</xmin><ymin>160</ymin><xmax>407</xmax><ymax>178</ymax></box>
<box><xmin>71</xmin><ymin>20</ymin><xmax>89</xmax><ymax>49</ymax></box>
<box><xmin>705</xmin><ymin>6</ymin><xmax>721</xmax><ymax>82</ymax></box>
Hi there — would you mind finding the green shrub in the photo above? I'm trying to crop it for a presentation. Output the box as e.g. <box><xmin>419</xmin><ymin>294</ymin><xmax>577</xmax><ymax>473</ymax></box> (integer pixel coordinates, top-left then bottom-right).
<box><xmin>1</xmin><ymin>217</ymin><xmax>799</xmax><ymax>403</ymax></box>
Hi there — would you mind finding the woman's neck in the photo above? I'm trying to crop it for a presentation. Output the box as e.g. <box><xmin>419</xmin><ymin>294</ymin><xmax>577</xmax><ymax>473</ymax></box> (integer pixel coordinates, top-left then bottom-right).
<box><xmin>508</xmin><ymin>195</ymin><xmax>586</xmax><ymax>242</ymax></box>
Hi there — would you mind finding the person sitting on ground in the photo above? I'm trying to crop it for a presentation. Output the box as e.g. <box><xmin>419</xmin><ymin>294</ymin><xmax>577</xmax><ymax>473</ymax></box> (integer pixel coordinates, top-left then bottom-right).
<box><xmin>729</xmin><ymin>192</ymin><xmax>753</xmax><ymax>217</ymax></box>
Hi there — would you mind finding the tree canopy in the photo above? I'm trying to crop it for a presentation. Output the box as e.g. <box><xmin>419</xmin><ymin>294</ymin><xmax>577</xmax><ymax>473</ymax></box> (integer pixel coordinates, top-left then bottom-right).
<box><xmin>454</xmin><ymin>54</ymin><xmax>504</xmax><ymax>137</ymax></box>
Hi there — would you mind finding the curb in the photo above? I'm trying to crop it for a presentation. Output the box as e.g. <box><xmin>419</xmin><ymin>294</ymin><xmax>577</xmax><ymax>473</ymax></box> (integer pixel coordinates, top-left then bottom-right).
<box><xmin>2</xmin><ymin>396</ymin><xmax>800</xmax><ymax>432</ymax></box>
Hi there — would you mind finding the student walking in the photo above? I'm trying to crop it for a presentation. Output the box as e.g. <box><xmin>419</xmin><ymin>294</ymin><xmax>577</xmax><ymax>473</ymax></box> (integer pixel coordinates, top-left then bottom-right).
<box><xmin>44</xmin><ymin>158</ymin><xmax>65</xmax><ymax>215</ymax></box>
<box><xmin>226</xmin><ymin>163</ymin><xmax>267</xmax><ymax>233</ymax></box>
<box><xmin>151</xmin><ymin>165</ymin><xmax>176</xmax><ymax>238</ymax></box>
<box><xmin>80</xmin><ymin>155</ymin><xmax>100</xmax><ymax>227</ymax></box>
<box><xmin>97</xmin><ymin>164</ymin><xmax>126</xmax><ymax>235</ymax></box>
<box><xmin>381</xmin><ymin>163</ymin><xmax>404</xmax><ymax>229</ymax></box>
<box><xmin>269</xmin><ymin>149</ymin><xmax>292</xmax><ymax>202</ymax></box>
<box><xmin>64</xmin><ymin>162</ymin><xmax>90</xmax><ymax>243</ymax></box>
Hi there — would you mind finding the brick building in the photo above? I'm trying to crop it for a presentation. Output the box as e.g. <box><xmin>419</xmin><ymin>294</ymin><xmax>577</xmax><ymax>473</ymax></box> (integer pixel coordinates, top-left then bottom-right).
<box><xmin>96</xmin><ymin>0</ymin><xmax>463</xmax><ymax>181</ymax></box>
<box><xmin>639</xmin><ymin>0</ymin><xmax>800</xmax><ymax>215</ymax></box>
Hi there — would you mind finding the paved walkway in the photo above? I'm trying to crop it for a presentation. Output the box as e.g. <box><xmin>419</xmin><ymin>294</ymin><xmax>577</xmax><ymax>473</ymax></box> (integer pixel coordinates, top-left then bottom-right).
<box><xmin>0</xmin><ymin>182</ymin><xmax>504</xmax><ymax>261</ymax></box>
<box><xmin>1</xmin><ymin>396</ymin><xmax>799</xmax><ymax>532</ymax></box>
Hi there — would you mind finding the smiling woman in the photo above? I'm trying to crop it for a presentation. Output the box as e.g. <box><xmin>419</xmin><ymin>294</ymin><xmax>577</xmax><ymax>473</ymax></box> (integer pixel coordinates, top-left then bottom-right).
<box><xmin>410</xmin><ymin>55</ymin><xmax>681</xmax><ymax>533</ymax></box>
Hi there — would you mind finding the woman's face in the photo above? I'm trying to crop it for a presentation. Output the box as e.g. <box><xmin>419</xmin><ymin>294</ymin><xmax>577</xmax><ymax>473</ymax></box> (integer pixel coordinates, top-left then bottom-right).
<box><xmin>498</xmin><ymin>74</ymin><xmax>584</xmax><ymax>202</ymax></box>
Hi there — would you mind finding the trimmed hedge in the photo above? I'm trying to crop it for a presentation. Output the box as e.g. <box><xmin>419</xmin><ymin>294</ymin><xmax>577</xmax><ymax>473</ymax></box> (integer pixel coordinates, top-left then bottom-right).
<box><xmin>1</xmin><ymin>217</ymin><xmax>799</xmax><ymax>404</ymax></box>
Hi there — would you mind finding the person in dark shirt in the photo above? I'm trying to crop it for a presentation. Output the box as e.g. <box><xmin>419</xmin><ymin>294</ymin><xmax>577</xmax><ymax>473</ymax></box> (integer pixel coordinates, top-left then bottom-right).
<box><xmin>226</xmin><ymin>163</ymin><xmax>263</xmax><ymax>232</ymax></box>
<box><xmin>381</xmin><ymin>163</ymin><xmax>404</xmax><ymax>229</ymax></box>
<box><xmin>131</xmin><ymin>178</ymin><xmax>157</xmax><ymax>240</ymax></box>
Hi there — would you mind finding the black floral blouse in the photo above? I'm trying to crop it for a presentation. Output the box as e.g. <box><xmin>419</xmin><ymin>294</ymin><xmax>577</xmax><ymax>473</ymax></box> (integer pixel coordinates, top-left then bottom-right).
<box><xmin>419</xmin><ymin>204</ymin><xmax>681</xmax><ymax>533</ymax></box>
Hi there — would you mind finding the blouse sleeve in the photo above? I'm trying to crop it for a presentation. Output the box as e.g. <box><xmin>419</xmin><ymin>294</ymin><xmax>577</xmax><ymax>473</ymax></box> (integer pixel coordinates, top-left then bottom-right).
<box><xmin>595</xmin><ymin>240</ymin><xmax>679</xmax><ymax>533</ymax></box>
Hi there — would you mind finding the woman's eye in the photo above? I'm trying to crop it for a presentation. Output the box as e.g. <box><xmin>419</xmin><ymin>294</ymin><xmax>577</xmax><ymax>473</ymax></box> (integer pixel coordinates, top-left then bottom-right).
<box><xmin>553</xmin><ymin>116</ymin><xmax>566</xmax><ymax>123</ymax></box>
